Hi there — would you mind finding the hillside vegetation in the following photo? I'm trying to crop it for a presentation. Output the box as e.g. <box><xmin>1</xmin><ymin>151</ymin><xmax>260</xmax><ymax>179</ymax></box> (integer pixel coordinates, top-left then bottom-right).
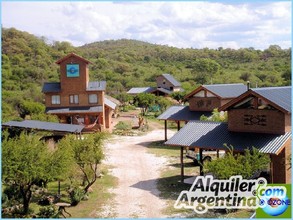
<box><xmin>1</xmin><ymin>27</ymin><xmax>291</xmax><ymax>122</ymax></box>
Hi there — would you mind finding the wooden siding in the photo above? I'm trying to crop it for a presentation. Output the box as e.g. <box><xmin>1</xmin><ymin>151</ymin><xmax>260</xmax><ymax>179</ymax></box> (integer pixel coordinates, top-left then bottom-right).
<box><xmin>189</xmin><ymin>97</ymin><xmax>221</xmax><ymax>111</ymax></box>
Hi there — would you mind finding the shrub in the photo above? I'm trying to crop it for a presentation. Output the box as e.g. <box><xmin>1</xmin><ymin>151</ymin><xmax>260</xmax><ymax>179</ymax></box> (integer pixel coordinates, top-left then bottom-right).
<box><xmin>37</xmin><ymin>205</ymin><xmax>58</xmax><ymax>218</ymax></box>
<box><xmin>68</xmin><ymin>187</ymin><xmax>86</xmax><ymax>206</ymax></box>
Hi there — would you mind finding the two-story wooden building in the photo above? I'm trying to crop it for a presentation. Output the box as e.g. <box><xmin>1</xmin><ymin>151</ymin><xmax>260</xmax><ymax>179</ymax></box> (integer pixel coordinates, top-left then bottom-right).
<box><xmin>127</xmin><ymin>73</ymin><xmax>182</xmax><ymax>96</ymax></box>
<box><xmin>158</xmin><ymin>83</ymin><xmax>247</xmax><ymax>140</ymax></box>
<box><xmin>42</xmin><ymin>53</ymin><xmax>116</xmax><ymax>131</ymax></box>
<box><xmin>166</xmin><ymin>86</ymin><xmax>291</xmax><ymax>184</ymax></box>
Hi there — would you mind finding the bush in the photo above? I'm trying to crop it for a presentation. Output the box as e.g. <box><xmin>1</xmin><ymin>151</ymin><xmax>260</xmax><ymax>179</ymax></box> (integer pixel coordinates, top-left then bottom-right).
<box><xmin>113</xmin><ymin>121</ymin><xmax>134</xmax><ymax>136</ymax></box>
<box><xmin>37</xmin><ymin>205</ymin><xmax>58</xmax><ymax>218</ymax></box>
<box><xmin>68</xmin><ymin>187</ymin><xmax>86</xmax><ymax>206</ymax></box>
<box><xmin>204</xmin><ymin>146</ymin><xmax>270</xmax><ymax>179</ymax></box>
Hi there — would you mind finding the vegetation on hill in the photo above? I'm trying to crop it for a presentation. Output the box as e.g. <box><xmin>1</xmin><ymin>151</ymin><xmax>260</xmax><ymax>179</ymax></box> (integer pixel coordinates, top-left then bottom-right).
<box><xmin>1</xmin><ymin>27</ymin><xmax>291</xmax><ymax>122</ymax></box>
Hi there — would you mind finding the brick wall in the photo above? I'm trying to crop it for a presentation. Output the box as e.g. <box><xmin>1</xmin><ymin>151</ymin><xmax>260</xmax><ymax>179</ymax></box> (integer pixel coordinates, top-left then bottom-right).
<box><xmin>189</xmin><ymin>97</ymin><xmax>221</xmax><ymax>111</ymax></box>
<box><xmin>156</xmin><ymin>75</ymin><xmax>174</xmax><ymax>91</ymax></box>
<box><xmin>228</xmin><ymin>109</ymin><xmax>285</xmax><ymax>134</ymax></box>
<box><xmin>59</xmin><ymin>56</ymin><xmax>89</xmax><ymax>92</ymax></box>
<box><xmin>45</xmin><ymin>91</ymin><xmax>104</xmax><ymax>107</ymax></box>
<box><xmin>270</xmin><ymin>139</ymin><xmax>291</xmax><ymax>184</ymax></box>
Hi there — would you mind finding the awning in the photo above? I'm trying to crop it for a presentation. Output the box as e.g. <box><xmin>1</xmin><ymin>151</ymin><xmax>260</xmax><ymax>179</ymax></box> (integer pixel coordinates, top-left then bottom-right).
<box><xmin>157</xmin><ymin>105</ymin><xmax>211</xmax><ymax>121</ymax></box>
<box><xmin>45</xmin><ymin>106</ymin><xmax>103</xmax><ymax>114</ymax></box>
<box><xmin>2</xmin><ymin>120</ymin><xmax>84</xmax><ymax>133</ymax></box>
<box><xmin>165</xmin><ymin>121</ymin><xmax>291</xmax><ymax>155</ymax></box>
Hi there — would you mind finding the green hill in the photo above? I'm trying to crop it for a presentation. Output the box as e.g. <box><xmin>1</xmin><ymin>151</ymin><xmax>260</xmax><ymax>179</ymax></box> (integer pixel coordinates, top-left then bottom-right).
<box><xmin>1</xmin><ymin>27</ymin><xmax>291</xmax><ymax>122</ymax></box>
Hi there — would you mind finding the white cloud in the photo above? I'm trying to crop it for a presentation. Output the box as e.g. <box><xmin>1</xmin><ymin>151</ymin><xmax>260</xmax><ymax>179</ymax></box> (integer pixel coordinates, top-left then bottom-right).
<box><xmin>1</xmin><ymin>1</ymin><xmax>291</xmax><ymax>49</ymax></box>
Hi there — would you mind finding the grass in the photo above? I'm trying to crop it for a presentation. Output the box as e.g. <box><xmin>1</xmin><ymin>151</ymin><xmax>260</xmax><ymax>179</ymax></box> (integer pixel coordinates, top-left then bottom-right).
<box><xmin>24</xmin><ymin>165</ymin><xmax>118</xmax><ymax>218</ymax></box>
<box><xmin>146</xmin><ymin>140</ymin><xmax>255</xmax><ymax>218</ymax></box>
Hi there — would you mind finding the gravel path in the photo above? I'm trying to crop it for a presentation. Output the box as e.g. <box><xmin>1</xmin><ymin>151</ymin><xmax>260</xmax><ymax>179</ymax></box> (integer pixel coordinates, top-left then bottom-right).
<box><xmin>101</xmin><ymin>129</ymin><xmax>175</xmax><ymax>218</ymax></box>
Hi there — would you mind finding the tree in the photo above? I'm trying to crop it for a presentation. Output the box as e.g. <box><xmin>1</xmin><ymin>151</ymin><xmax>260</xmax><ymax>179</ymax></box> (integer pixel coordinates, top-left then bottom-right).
<box><xmin>171</xmin><ymin>91</ymin><xmax>186</xmax><ymax>104</ymax></box>
<box><xmin>58</xmin><ymin>133</ymin><xmax>106</xmax><ymax>193</ymax></box>
<box><xmin>200</xmin><ymin>108</ymin><xmax>227</xmax><ymax>122</ymax></box>
<box><xmin>156</xmin><ymin>96</ymin><xmax>172</xmax><ymax>112</ymax></box>
<box><xmin>2</xmin><ymin>132</ymin><xmax>72</xmax><ymax>214</ymax></box>
<box><xmin>204</xmin><ymin>146</ymin><xmax>270</xmax><ymax>179</ymax></box>
<box><xmin>133</xmin><ymin>93</ymin><xmax>156</xmax><ymax>116</ymax></box>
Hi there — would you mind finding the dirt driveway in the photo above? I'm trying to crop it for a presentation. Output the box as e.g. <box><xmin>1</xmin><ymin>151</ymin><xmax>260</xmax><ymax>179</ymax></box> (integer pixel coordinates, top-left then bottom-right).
<box><xmin>102</xmin><ymin>129</ymin><xmax>175</xmax><ymax>218</ymax></box>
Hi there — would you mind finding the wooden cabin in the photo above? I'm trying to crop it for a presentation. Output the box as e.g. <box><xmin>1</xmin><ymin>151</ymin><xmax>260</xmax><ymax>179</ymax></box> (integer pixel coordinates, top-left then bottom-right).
<box><xmin>42</xmin><ymin>53</ymin><xmax>116</xmax><ymax>132</ymax></box>
<box><xmin>220</xmin><ymin>86</ymin><xmax>291</xmax><ymax>183</ymax></box>
<box><xmin>184</xmin><ymin>83</ymin><xmax>247</xmax><ymax>112</ymax></box>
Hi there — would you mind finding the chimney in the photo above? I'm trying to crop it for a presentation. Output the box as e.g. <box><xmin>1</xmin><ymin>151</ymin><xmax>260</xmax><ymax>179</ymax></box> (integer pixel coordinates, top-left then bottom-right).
<box><xmin>247</xmin><ymin>81</ymin><xmax>250</xmax><ymax>91</ymax></box>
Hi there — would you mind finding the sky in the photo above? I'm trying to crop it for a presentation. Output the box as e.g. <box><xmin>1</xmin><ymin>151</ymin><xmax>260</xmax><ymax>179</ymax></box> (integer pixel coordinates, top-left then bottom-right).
<box><xmin>1</xmin><ymin>1</ymin><xmax>292</xmax><ymax>50</ymax></box>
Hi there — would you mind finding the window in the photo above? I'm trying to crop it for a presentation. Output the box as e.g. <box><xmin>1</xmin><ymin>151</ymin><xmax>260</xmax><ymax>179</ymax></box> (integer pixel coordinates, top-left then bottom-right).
<box><xmin>69</xmin><ymin>95</ymin><xmax>79</xmax><ymax>104</ymax></box>
<box><xmin>52</xmin><ymin>95</ymin><xmax>60</xmax><ymax>104</ymax></box>
<box><xmin>89</xmin><ymin>94</ymin><xmax>98</xmax><ymax>104</ymax></box>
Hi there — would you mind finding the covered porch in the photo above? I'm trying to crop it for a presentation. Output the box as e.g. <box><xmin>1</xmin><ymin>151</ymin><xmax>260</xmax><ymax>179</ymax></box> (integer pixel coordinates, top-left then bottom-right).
<box><xmin>165</xmin><ymin>121</ymin><xmax>292</xmax><ymax>184</ymax></box>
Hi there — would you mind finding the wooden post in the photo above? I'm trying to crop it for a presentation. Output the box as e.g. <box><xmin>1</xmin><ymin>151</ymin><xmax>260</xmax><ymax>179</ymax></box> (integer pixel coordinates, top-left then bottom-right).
<box><xmin>180</xmin><ymin>147</ymin><xmax>184</xmax><ymax>183</ymax></box>
<box><xmin>199</xmin><ymin>148</ymin><xmax>204</xmax><ymax>176</ymax></box>
<box><xmin>164</xmin><ymin>120</ymin><xmax>167</xmax><ymax>141</ymax></box>
<box><xmin>58</xmin><ymin>180</ymin><xmax>61</xmax><ymax>195</ymax></box>
<box><xmin>177</xmin><ymin>121</ymin><xmax>180</xmax><ymax>131</ymax></box>
<box><xmin>217</xmin><ymin>150</ymin><xmax>219</xmax><ymax>158</ymax></box>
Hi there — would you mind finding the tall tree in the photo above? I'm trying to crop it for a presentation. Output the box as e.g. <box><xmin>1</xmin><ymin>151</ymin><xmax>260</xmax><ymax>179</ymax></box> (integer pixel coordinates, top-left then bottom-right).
<box><xmin>58</xmin><ymin>133</ymin><xmax>106</xmax><ymax>193</ymax></box>
<box><xmin>2</xmin><ymin>132</ymin><xmax>72</xmax><ymax>214</ymax></box>
<box><xmin>133</xmin><ymin>93</ymin><xmax>156</xmax><ymax>116</ymax></box>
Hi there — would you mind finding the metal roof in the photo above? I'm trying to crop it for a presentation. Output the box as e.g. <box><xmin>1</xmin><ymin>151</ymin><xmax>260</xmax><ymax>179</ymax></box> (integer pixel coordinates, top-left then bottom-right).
<box><xmin>157</xmin><ymin>105</ymin><xmax>212</xmax><ymax>121</ymax></box>
<box><xmin>2</xmin><ymin>120</ymin><xmax>84</xmax><ymax>133</ymax></box>
<box><xmin>162</xmin><ymin>74</ymin><xmax>181</xmax><ymax>87</ymax></box>
<box><xmin>46</xmin><ymin>106</ymin><xmax>103</xmax><ymax>114</ymax></box>
<box><xmin>165</xmin><ymin>121</ymin><xmax>291</xmax><ymax>155</ymax></box>
<box><xmin>203</xmin><ymin>83</ymin><xmax>247</xmax><ymax>98</ymax></box>
<box><xmin>104</xmin><ymin>98</ymin><xmax>117</xmax><ymax>110</ymax></box>
<box><xmin>156</xmin><ymin>87</ymin><xmax>172</xmax><ymax>94</ymax></box>
<box><xmin>42</xmin><ymin>83</ymin><xmax>61</xmax><ymax>93</ymax></box>
<box><xmin>252</xmin><ymin>86</ymin><xmax>291</xmax><ymax>113</ymax></box>
<box><xmin>127</xmin><ymin>87</ymin><xmax>156</xmax><ymax>94</ymax></box>
<box><xmin>87</xmin><ymin>81</ymin><xmax>106</xmax><ymax>91</ymax></box>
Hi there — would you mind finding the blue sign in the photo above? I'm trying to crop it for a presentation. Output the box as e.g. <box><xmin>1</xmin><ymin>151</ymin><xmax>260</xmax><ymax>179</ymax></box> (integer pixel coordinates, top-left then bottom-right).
<box><xmin>66</xmin><ymin>64</ymin><xmax>79</xmax><ymax>77</ymax></box>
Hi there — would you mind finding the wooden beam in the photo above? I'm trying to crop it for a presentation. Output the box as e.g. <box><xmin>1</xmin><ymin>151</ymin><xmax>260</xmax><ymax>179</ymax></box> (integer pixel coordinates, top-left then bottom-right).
<box><xmin>164</xmin><ymin>120</ymin><xmax>167</xmax><ymax>141</ymax></box>
<box><xmin>199</xmin><ymin>148</ymin><xmax>204</xmax><ymax>176</ymax></box>
<box><xmin>180</xmin><ymin>147</ymin><xmax>184</xmax><ymax>183</ymax></box>
<box><xmin>177</xmin><ymin>121</ymin><xmax>180</xmax><ymax>131</ymax></box>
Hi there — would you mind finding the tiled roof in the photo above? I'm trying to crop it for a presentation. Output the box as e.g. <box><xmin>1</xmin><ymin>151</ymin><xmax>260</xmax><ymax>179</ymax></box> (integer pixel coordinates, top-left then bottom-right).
<box><xmin>46</xmin><ymin>106</ymin><xmax>103</xmax><ymax>114</ymax></box>
<box><xmin>127</xmin><ymin>87</ymin><xmax>156</xmax><ymax>94</ymax></box>
<box><xmin>252</xmin><ymin>86</ymin><xmax>291</xmax><ymax>113</ymax></box>
<box><xmin>2</xmin><ymin>120</ymin><xmax>84</xmax><ymax>133</ymax></box>
<box><xmin>104</xmin><ymin>98</ymin><xmax>117</xmax><ymax>110</ymax></box>
<box><xmin>42</xmin><ymin>83</ymin><xmax>61</xmax><ymax>93</ymax></box>
<box><xmin>87</xmin><ymin>81</ymin><xmax>106</xmax><ymax>91</ymax></box>
<box><xmin>157</xmin><ymin>105</ymin><xmax>212</xmax><ymax>121</ymax></box>
<box><xmin>203</xmin><ymin>84</ymin><xmax>247</xmax><ymax>98</ymax></box>
<box><xmin>162</xmin><ymin>73</ymin><xmax>181</xmax><ymax>87</ymax></box>
<box><xmin>165</xmin><ymin>121</ymin><xmax>291</xmax><ymax>155</ymax></box>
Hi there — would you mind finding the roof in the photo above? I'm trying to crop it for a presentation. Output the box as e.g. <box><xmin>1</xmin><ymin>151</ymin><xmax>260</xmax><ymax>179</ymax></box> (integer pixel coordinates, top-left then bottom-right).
<box><xmin>2</xmin><ymin>120</ymin><xmax>84</xmax><ymax>133</ymax></box>
<box><xmin>56</xmin><ymin>53</ymin><xmax>92</xmax><ymax>64</ymax></box>
<box><xmin>220</xmin><ymin>86</ymin><xmax>291</xmax><ymax>113</ymax></box>
<box><xmin>105</xmin><ymin>95</ymin><xmax>121</xmax><ymax>106</ymax></box>
<box><xmin>127</xmin><ymin>87</ymin><xmax>156</xmax><ymax>94</ymax></box>
<box><xmin>157</xmin><ymin>105</ymin><xmax>212</xmax><ymax>121</ymax></box>
<box><xmin>46</xmin><ymin>106</ymin><xmax>103</xmax><ymax>114</ymax></box>
<box><xmin>42</xmin><ymin>83</ymin><xmax>61</xmax><ymax>93</ymax></box>
<box><xmin>156</xmin><ymin>87</ymin><xmax>172</xmax><ymax>95</ymax></box>
<box><xmin>185</xmin><ymin>83</ymin><xmax>247</xmax><ymax>99</ymax></box>
<box><xmin>87</xmin><ymin>81</ymin><xmax>106</xmax><ymax>91</ymax></box>
<box><xmin>161</xmin><ymin>74</ymin><xmax>181</xmax><ymax>87</ymax></box>
<box><xmin>104</xmin><ymin>98</ymin><xmax>117</xmax><ymax>110</ymax></box>
<box><xmin>165</xmin><ymin>121</ymin><xmax>291</xmax><ymax>155</ymax></box>
<box><xmin>252</xmin><ymin>86</ymin><xmax>291</xmax><ymax>113</ymax></box>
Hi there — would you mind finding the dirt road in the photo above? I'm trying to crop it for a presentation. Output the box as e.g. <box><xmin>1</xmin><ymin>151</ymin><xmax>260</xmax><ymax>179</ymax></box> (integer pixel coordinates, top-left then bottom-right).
<box><xmin>102</xmin><ymin>129</ymin><xmax>175</xmax><ymax>218</ymax></box>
